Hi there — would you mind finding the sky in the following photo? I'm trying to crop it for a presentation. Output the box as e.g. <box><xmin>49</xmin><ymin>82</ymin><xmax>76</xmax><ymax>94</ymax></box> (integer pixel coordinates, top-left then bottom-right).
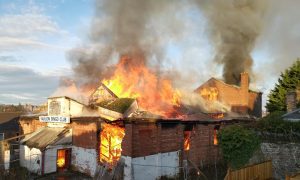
<box><xmin>1</xmin><ymin>0</ymin><xmax>300</xmax><ymax>111</ymax></box>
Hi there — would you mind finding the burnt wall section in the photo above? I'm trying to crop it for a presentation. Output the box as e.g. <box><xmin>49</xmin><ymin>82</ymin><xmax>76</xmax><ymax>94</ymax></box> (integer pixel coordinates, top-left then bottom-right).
<box><xmin>261</xmin><ymin>143</ymin><xmax>300</xmax><ymax>180</ymax></box>
<box><xmin>186</xmin><ymin>124</ymin><xmax>220</xmax><ymax>167</ymax></box>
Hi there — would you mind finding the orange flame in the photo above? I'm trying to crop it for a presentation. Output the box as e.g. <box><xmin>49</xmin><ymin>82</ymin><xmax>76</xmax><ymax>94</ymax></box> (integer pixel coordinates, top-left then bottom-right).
<box><xmin>200</xmin><ymin>87</ymin><xmax>218</xmax><ymax>101</ymax></box>
<box><xmin>102</xmin><ymin>55</ymin><xmax>181</xmax><ymax>117</ymax></box>
<box><xmin>100</xmin><ymin>123</ymin><xmax>125</xmax><ymax>166</ymax></box>
<box><xmin>184</xmin><ymin>131</ymin><xmax>191</xmax><ymax>151</ymax></box>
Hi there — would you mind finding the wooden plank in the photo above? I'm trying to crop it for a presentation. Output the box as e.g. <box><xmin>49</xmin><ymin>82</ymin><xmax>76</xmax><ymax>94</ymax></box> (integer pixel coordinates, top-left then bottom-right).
<box><xmin>225</xmin><ymin>160</ymin><xmax>273</xmax><ymax>180</ymax></box>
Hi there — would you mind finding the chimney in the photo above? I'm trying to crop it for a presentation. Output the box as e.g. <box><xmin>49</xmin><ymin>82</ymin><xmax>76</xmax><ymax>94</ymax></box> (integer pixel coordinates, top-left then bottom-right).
<box><xmin>286</xmin><ymin>90</ymin><xmax>297</xmax><ymax>112</ymax></box>
<box><xmin>240</xmin><ymin>72</ymin><xmax>249</xmax><ymax>91</ymax></box>
<box><xmin>240</xmin><ymin>72</ymin><xmax>249</xmax><ymax>106</ymax></box>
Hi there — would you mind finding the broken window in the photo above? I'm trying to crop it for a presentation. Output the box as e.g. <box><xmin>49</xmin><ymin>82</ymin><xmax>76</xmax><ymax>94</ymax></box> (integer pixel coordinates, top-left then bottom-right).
<box><xmin>100</xmin><ymin>123</ymin><xmax>125</xmax><ymax>166</ymax></box>
<box><xmin>213</xmin><ymin>125</ymin><xmax>220</xmax><ymax>145</ymax></box>
<box><xmin>184</xmin><ymin>131</ymin><xmax>191</xmax><ymax>151</ymax></box>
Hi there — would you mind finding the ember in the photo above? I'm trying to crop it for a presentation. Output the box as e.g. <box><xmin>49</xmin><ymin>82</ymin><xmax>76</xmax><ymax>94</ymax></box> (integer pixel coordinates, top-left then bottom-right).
<box><xmin>100</xmin><ymin>123</ymin><xmax>125</xmax><ymax>166</ymax></box>
<box><xmin>102</xmin><ymin>55</ymin><xmax>181</xmax><ymax>117</ymax></box>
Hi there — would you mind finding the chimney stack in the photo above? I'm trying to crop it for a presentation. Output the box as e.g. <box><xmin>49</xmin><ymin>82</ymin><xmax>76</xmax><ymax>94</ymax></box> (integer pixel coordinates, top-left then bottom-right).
<box><xmin>286</xmin><ymin>90</ymin><xmax>297</xmax><ymax>112</ymax></box>
<box><xmin>240</xmin><ymin>72</ymin><xmax>249</xmax><ymax>91</ymax></box>
<box><xmin>240</xmin><ymin>72</ymin><xmax>249</xmax><ymax>106</ymax></box>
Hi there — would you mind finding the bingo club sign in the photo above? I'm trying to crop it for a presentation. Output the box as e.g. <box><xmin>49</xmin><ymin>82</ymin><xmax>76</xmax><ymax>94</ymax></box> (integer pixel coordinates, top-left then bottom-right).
<box><xmin>39</xmin><ymin>116</ymin><xmax>70</xmax><ymax>124</ymax></box>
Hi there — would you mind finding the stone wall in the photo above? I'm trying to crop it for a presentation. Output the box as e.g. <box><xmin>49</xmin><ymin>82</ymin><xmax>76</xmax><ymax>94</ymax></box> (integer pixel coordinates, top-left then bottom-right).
<box><xmin>261</xmin><ymin>142</ymin><xmax>300</xmax><ymax>180</ymax></box>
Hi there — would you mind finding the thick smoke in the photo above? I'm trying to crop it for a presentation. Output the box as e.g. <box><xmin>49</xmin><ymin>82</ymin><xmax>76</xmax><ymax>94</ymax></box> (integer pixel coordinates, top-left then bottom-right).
<box><xmin>68</xmin><ymin>0</ymin><xmax>182</xmax><ymax>87</ymax></box>
<box><xmin>194</xmin><ymin>0</ymin><xmax>267</xmax><ymax>85</ymax></box>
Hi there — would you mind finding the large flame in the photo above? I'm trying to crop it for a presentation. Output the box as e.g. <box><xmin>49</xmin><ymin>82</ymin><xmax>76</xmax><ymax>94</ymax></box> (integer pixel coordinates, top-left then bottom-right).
<box><xmin>200</xmin><ymin>87</ymin><xmax>218</xmax><ymax>101</ymax></box>
<box><xmin>102</xmin><ymin>55</ymin><xmax>181</xmax><ymax>117</ymax></box>
<box><xmin>100</xmin><ymin>123</ymin><xmax>125</xmax><ymax>165</ymax></box>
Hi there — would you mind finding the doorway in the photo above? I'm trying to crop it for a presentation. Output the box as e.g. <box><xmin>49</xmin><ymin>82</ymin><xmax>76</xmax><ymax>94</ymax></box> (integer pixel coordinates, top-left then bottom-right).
<box><xmin>57</xmin><ymin>148</ymin><xmax>71</xmax><ymax>172</ymax></box>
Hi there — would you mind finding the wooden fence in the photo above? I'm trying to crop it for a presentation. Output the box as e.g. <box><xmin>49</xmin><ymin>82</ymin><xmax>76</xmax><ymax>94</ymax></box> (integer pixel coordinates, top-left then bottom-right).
<box><xmin>286</xmin><ymin>173</ymin><xmax>300</xmax><ymax>180</ymax></box>
<box><xmin>224</xmin><ymin>160</ymin><xmax>273</xmax><ymax>180</ymax></box>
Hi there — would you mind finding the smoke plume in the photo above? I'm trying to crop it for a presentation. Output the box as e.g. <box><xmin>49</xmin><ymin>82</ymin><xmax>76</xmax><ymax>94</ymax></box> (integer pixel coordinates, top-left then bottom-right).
<box><xmin>68</xmin><ymin>0</ymin><xmax>182</xmax><ymax>87</ymax></box>
<box><xmin>194</xmin><ymin>0</ymin><xmax>267</xmax><ymax>85</ymax></box>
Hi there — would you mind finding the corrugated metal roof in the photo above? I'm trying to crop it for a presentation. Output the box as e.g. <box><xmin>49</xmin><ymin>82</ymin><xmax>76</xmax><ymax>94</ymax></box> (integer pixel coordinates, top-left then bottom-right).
<box><xmin>22</xmin><ymin>127</ymin><xmax>71</xmax><ymax>149</ymax></box>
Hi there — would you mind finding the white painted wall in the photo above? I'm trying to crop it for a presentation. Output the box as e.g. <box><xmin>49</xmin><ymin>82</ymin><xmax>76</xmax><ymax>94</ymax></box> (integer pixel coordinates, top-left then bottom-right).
<box><xmin>44</xmin><ymin>147</ymin><xmax>56</xmax><ymax>174</ymax></box>
<box><xmin>123</xmin><ymin>156</ymin><xmax>132</xmax><ymax>180</ymax></box>
<box><xmin>19</xmin><ymin>145</ymin><xmax>42</xmax><ymax>175</ymax></box>
<box><xmin>72</xmin><ymin>146</ymin><xmax>97</xmax><ymax>177</ymax></box>
<box><xmin>123</xmin><ymin>151</ymin><xmax>180</xmax><ymax>180</ymax></box>
<box><xmin>48</xmin><ymin>97</ymin><xmax>84</xmax><ymax>117</ymax></box>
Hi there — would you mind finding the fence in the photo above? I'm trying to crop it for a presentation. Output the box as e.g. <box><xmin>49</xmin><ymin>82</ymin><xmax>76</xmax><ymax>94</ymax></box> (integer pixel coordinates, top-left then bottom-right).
<box><xmin>224</xmin><ymin>160</ymin><xmax>272</xmax><ymax>180</ymax></box>
<box><xmin>286</xmin><ymin>172</ymin><xmax>300</xmax><ymax>180</ymax></box>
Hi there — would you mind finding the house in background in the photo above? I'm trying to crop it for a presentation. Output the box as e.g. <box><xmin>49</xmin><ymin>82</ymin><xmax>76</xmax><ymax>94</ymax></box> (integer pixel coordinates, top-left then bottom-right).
<box><xmin>283</xmin><ymin>89</ymin><xmax>300</xmax><ymax>121</ymax></box>
<box><xmin>0</xmin><ymin>112</ymin><xmax>22</xmax><ymax>170</ymax></box>
<box><xmin>195</xmin><ymin>72</ymin><xmax>262</xmax><ymax>118</ymax></box>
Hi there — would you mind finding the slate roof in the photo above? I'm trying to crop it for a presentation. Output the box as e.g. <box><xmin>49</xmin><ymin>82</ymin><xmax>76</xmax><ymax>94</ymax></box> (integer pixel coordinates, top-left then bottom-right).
<box><xmin>0</xmin><ymin>112</ymin><xmax>22</xmax><ymax>132</ymax></box>
<box><xmin>21</xmin><ymin>127</ymin><xmax>72</xmax><ymax>149</ymax></box>
<box><xmin>282</xmin><ymin>108</ymin><xmax>300</xmax><ymax>121</ymax></box>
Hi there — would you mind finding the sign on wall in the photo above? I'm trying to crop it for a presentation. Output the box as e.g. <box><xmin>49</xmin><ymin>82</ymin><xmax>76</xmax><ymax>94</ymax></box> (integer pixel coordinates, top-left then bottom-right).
<box><xmin>39</xmin><ymin>116</ymin><xmax>70</xmax><ymax>123</ymax></box>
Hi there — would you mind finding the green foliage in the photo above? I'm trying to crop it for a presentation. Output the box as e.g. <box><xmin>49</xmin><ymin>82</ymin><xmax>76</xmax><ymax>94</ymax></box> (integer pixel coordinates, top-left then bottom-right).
<box><xmin>218</xmin><ymin>125</ymin><xmax>260</xmax><ymax>169</ymax></box>
<box><xmin>98</xmin><ymin>98</ymin><xmax>135</xmax><ymax>113</ymax></box>
<box><xmin>256</xmin><ymin>111</ymin><xmax>300</xmax><ymax>134</ymax></box>
<box><xmin>266</xmin><ymin>59</ymin><xmax>300</xmax><ymax>112</ymax></box>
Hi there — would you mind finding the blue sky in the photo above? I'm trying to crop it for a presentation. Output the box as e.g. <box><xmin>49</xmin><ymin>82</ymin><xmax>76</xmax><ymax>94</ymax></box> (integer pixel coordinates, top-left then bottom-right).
<box><xmin>0</xmin><ymin>0</ymin><xmax>300</xmax><ymax>110</ymax></box>
<box><xmin>0</xmin><ymin>0</ymin><xmax>93</xmax><ymax>104</ymax></box>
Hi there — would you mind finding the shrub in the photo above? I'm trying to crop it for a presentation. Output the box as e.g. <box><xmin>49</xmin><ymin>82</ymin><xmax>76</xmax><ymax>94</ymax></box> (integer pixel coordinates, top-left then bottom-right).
<box><xmin>218</xmin><ymin>125</ymin><xmax>260</xmax><ymax>169</ymax></box>
<box><xmin>257</xmin><ymin>111</ymin><xmax>300</xmax><ymax>134</ymax></box>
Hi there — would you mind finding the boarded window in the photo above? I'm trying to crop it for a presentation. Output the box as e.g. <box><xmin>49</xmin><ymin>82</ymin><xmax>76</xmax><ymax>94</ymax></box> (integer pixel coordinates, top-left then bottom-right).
<box><xmin>138</xmin><ymin>129</ymin><xmax>153</xmax><ymax>154</ymax></box>
<box><xmin>49</xmin><ymin>101</ymin><xmax>61</xmax><ymax>116</ymax></box>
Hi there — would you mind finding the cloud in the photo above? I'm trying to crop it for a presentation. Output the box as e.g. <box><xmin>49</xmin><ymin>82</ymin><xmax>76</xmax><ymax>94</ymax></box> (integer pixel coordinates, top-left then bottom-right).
<box><xmin>0</xmin><ymin>64</ymin><xmax>60</xmax><ymax>104</ymax></box>
<box><xmin>0</xmin><ymin>1</ymin><xmax>68</xmax><ymax>51</ymax></box>
<box><xmin>0</xmin><ymin>55</ymin><xmax>20</xmax><ymax>63</ymax></box>
<box><xmin>0</xmin><ymin>37</ymin><xmax>67</xmax><ymax>50</ymax></box>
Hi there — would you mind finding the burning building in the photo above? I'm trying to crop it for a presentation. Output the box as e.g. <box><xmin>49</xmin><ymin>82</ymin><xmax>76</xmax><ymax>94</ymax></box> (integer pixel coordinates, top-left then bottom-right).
<box><xmin>195</xmin><ymin>72</ymin><xmax>262</xmax><ymax>118</ymax></box>
<box><xmin>18</xmin><ymin>80</ymin><xmax>256</xmax><ymax>179</ymax></box>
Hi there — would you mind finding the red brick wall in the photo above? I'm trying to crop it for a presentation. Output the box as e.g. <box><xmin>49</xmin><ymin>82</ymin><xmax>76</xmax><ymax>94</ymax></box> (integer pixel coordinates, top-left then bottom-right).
<box><xmin>195</xmin><ymin>77</ymin><xmax>262</xmax><ymax>117</ymax></box>
<box><xmin>72</xmin><ymin>121</ymin><xmax>98</xmax><ymax>149</ymax></box>
<box><xmin>19</xmin><ymin>118</ymin><xmax>46</xmax><ymax>134</ymax></box>
<box><xmin>121</xmin><ymin>124</ymin><xmax>132</xmax><ymax>156</ymax></box>
<box><xmin>123</xmin><ymin>122</ymin><xmax>222</xmax><ymax>166</ymax></box>
<box><xmin>185</xmin><ymin>124</ymin><xmax>220</xmax><ymax>166</ymax></box>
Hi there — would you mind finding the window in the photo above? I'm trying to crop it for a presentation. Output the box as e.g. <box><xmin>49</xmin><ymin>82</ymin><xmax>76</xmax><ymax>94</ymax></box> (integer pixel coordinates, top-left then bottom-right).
<box><xmin>184</xmin><ymin>131</ymin><xmax>191</xmax><ymax>151</ymax></box>
<box><xmin>0</xmin><ymin>133</ymin><xmax>4</xmax><ymax>140</ymax></box>
<box><xmin>213</xmin><ymin>126</ymin><xmax>220</xmax><ymax>145</ymax></box>
<box><xmin>100</xmin><ymin>124</ymin><xmax>125</xmax><ymax>167</ymax></box>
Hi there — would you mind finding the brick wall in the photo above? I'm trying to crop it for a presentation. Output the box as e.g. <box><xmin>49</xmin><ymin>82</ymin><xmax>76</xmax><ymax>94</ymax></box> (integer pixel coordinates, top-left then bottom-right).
<box><xmin>19</xmin><ymin>118</ymin><xmax>46</xmax><ymax>134</ymax></box>
<box><xmin>71</xmin><ymin>121</ymin><xmax>98</xmax><ymax>149</ymax></box>
<box><xmin>122</xmin><ymin>121</ymin><xmax>222</xmax><ymax>166</ymax></box>
<box><xmin>195</xmin><ymin>74</ymin><xmax>262</xmax><ymax>118</ymax></box>
<box><xmin>185</xmin><ymin>124</ymin><xmax>220</xmax><ymax>166</ymax></box>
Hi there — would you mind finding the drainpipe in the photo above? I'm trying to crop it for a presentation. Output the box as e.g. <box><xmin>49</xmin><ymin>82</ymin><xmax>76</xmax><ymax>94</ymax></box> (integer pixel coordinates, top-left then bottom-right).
<box><xmin>41</xmin><ymin>150</ymin><xmax>45</xmax><ymax>175</ymax></box>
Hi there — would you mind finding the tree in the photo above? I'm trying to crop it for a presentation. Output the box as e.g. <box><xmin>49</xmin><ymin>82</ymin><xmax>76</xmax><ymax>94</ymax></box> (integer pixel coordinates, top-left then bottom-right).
<box><xmin>266</xmin><ymin>59</ymin><xmax>300</xmax><ymax>112</ymax></box>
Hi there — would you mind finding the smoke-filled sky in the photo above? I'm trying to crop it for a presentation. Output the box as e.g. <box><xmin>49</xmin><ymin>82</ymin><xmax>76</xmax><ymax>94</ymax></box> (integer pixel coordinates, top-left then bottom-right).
<box><xmin>1</xmin><ymin>0</ymin><xmax>300</xmax><ymax>111</ymax></box>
